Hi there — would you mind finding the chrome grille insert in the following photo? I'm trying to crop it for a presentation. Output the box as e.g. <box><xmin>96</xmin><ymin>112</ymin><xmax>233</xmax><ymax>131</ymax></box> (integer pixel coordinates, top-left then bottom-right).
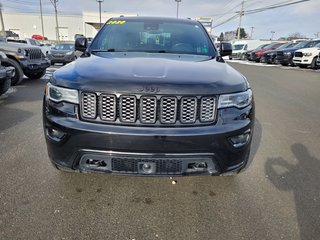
<box><xmin>160</xmin><ymin>97</ymin><xmax>177</xmax><ymax>124</ymax></box>
<box><xmin>200</xmin><ymin>97</ymin><xmax>216</xmax><ymax>122</ymax></box>
<box><xmin>26</xmin><ymin>48</ymin><xmax>42</xmax><ymax>60</ymax></box>
<box><xmin>80</xmin><ymin>93</ymin><xmax>217</xmax><ymax>126</ymax></box>
<box><xmin>180</xmin><ymin>97</ymin><xmax>197</xmax><ymax>124</ymax></box>
<box><xmin>120</xmin><ymin>96</ymin><xmax>137</xmax><ymax>123</ymax></box>
<box><xmin>81</xmin><ymin>93</ymin><xmax>97</xmax><ymax>119</ymax></box>
<box><xmin>100</xmin><ymin>94</ymin><xmax>116</xmax><ymax>121</ymax></box>
<box><xmin>140</xmin><ymin>96</ymin><xmax>157</xmax><ymax>124</ymax></box>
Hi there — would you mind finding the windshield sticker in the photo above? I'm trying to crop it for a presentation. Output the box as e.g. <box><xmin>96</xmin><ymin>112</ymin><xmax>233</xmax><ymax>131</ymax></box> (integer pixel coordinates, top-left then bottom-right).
<box><xmin>107</xmin><ymin>20</ymin><xmax>126</xmax><ymax>25</ymax></box>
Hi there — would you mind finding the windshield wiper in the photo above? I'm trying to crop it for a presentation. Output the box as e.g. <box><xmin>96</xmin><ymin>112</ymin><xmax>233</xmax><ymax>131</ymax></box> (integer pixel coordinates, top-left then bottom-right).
<box><xmin>91</xmin><ymin>49</ymin><xmax>125</xmax><ymax>52</ymax></box>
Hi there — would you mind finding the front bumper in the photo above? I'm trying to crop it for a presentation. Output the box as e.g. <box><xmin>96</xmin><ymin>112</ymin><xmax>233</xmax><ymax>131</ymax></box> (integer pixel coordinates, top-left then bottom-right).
<box><xmin>260</xmin><ymin>55</ymin><xmax>274</xmax><ymax>64</ymax></box>
<box><xmin>43</xmin><ymin>98</ymin><xmax>255</xmax><ymax>176</ymax></box>
<box><xmin>20</xmin><ymin>58</ymin><xmax>50</xmax><ymax>73</ymax></box>
<box><xmin>293</xmin><ymin>56</ymin><xmax>313</xmax><ymax>65</ymax></box>
<box><xmin>274</xmin><ymin>55</ymin><xmax>292</xmax><ymax>65</ymax></box>
<box><xmin>47</xmin><ymin>54</ymin><xmax>75</xmax><ymax>64</ymax></box>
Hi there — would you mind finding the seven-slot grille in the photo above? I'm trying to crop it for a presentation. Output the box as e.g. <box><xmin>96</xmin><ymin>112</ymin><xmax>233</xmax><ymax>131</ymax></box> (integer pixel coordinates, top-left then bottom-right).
<box><xmin>294</xmin><ymin>52</ymin><xmax>303</xmax><ymax>57</ymax></box>
<box><xmin>25</xmin><ymin>48</ymin><xmax>43</xmax><ymax>60</ymax></box>
<box><xmin>80</xmin><ymin>93</ymin><xmax>217</xmax><ymax>126</ymax></box>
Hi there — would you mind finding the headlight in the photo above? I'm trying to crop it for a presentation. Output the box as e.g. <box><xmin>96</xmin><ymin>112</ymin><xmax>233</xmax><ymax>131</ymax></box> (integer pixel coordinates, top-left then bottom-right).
<box><xmin>218</xmin><ymin>89</ymin><xmax>253</xmax><ymax>109</ymax></box>
<box><xmin>46</xmin><ymin>83</ymin><xmax>79</xmax><ymax>104</ymax></box>
<box><xmin>303</xmin><ymin>53</ymin><xmax>312</xmax><ymax>57</ymax></box>
<box><xmin>66</xmin><ymin>51</ymin><xmax>73</xmax><ymax>55</ymax></box>
<box><xmin>284</xmin><ymin>52</ymin><xmax>291</xmax><ymax>56</ymax></box>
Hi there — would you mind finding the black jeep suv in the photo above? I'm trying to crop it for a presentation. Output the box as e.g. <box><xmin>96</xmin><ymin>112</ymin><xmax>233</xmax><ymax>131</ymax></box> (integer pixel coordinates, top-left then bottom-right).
<box><xmin>43</xmin><ymin>17</ymin><xmax>255</xmax><ymax>176</ymax></box>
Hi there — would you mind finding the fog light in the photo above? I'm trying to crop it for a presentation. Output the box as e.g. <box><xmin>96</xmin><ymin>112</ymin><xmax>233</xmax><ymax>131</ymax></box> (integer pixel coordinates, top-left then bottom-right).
<box><xmin>229</xmin><ymin>131</ymin><xmax>250</xmax><ymax>148</ymax></box>
<box><xmin>47</xmin><ymin>128</ymin><xmax>66</xmax><ymax>141</ymax></box>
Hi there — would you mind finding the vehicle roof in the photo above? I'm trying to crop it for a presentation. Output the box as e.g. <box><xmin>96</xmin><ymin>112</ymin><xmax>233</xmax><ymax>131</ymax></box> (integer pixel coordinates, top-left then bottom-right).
<box><xmin>109</xmin><ymin>16</ymin><xmax>199</xmax><ymax>24</ymax></box>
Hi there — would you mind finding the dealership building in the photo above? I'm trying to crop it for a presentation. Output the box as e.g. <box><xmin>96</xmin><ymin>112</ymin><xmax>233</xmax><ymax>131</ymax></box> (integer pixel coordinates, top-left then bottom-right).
<box><xmin>2</xmin><ymin>11</ymin><xmax>137</xmax><ymax>41</ymax></box>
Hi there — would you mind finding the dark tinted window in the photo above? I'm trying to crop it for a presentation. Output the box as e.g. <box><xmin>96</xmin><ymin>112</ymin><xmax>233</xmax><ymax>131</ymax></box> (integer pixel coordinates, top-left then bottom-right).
<box><xmin>90</xmin><ymin>19</ymin><xmax>215</xmax><ymax>56</ymax></box>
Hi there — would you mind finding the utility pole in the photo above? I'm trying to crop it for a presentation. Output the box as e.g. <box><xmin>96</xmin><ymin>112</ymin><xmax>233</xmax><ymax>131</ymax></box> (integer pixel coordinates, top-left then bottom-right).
<box><xmin>39</xmin><ymin>0</ymin><xmax>45</xmax><ymax>38</ymax></box>
<box><xmin>237</xmin><ymin>0</ymin><xmax>245</xmax><ymax>40</ymax></box>
<box><xmin>250</xmin><ymin>27</ymin><xmax>254</xmax><ymax>39</ymax></box>
<box><xmin>96</xmin><ymin>0</ymin><xmax>104</xmax><ymax>29</ymax></box>
<box><xmin>0</xmin><ymin>4</ymin><xmax>6</xmax><ymax>39</ymax></box>
<box><xmin>50</xmin><ymin>0</ymin><xmax>59</xmax><ymax>42</ymax></box>
<box><xmin>175</xmin><ymin>0</ymin><xmax>182</xmax><ymax>18</ymax></box>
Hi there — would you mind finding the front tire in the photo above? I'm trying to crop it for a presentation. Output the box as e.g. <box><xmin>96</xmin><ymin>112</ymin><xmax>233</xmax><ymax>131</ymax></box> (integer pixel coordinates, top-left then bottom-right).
<box><xmin>311</xmin><ymin>57</ymin><xmax>319</xmax><ymax>69</ymax></box>
<box><xmin>25</xmin><ymin>70</ymin><xmax>46</xmax><ymax>79</ymax></box>
<box><xmin>1</xmin><ymin>58</ymin><xmax>24</xmax><ymax>86</ymax></box>
<box><xmin>0</xmin><ymin>78</ymin><xmax>11</xmax><ymax>95</ymax></box>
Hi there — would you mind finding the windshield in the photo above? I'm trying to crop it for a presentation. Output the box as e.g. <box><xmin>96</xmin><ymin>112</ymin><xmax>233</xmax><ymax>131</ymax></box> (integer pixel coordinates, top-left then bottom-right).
<box><xmin>90</xmin><ymin>19</ymin><xmax>215</xmax><ymax>57</ymax></box>
<box><xmin>54</xmin><ymin>44</ymin><xmax>74</xmax><ymax>50</ymax></box>
<box><xmin>233</xmin><ymin>44</ymin><xmax>244</xmax><ymax>50</ymax></box>
<box><xmin>294</xmin><ymin>41</ymin><xmax>308</xmax><ymax>48</ymax></box>
<box><xmin>305</xmin><ymin>41</ymin><xmax>320</xmax><ymax>48</ymax></box>
<box><xmin>276</xmin><ymin>43</ymin><xmax>291</xmax><ymax>50</ymax></box>
<box><xmin>256</xmin><ymin>44</ymin><xmax>268</xmax><ymax>50</ymax></box>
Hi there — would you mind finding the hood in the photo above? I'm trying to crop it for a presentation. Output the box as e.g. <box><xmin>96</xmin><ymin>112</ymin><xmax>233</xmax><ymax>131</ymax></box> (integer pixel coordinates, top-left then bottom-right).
<box><xmin>52</xmin><ymin>52</ymin><xmax>248</xmax><ymax>95</ymax></box>
<box><xmin>263</xmin><ymin>50</ymin><xmax>277</xmax><ymax>55</ymax></box>
<box><xmin>295</xmin><ymin>47</ymin><xmax>320</xmax><ymax>53</ymax></box>
<box><xmin>0</xmin><ymin>41</ymin><xmax>39</xmax><ymax>50</ymax></box>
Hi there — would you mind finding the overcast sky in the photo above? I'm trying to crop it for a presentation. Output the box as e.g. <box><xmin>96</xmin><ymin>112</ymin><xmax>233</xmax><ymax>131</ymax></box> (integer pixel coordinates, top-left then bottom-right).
<box><xmin>2</xmin><ymin>0</ymin><xmax>319</xmax><ymax>39</ymax></box>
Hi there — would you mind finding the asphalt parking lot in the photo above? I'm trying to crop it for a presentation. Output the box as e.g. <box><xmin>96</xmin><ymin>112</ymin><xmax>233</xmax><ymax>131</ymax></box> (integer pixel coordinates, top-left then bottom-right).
<box><xmin>0</xmin><ymin>62</ymin><xmax>320</xmax><ymax>240</ymax></box>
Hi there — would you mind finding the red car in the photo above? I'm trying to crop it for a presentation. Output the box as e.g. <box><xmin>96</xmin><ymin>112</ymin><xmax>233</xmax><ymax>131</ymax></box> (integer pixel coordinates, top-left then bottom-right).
<box><xmin>250</xmin><ymin>42</ymin><xmax>286</xmax><ymax>62</ymax></box>
<box><xmin>32</xmin><ymin>35</ymin><xmax>47</xmax><ymax>40</ymax></box>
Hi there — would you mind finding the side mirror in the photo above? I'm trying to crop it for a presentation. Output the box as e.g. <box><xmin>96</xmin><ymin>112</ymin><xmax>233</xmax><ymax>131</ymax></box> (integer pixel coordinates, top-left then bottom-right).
<box><xmin>220</xmin><ymin>42</ymin><xmax>233</xmax><ymax>57</ymax></box>
<box><xmin>75</xmin><ymin>37</ymin><xmax>88</xmax><ymax>52</ymax></box>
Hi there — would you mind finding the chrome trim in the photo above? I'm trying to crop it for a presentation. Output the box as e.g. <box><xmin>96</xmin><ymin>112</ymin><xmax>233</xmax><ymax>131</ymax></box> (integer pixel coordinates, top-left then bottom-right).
<box><xmin>119</xmin><ymin>95</ymin><xmax>137</xmax><ymax>123</ymax></box>
<box><xmin>99</xmin><ymin>94</ymin><xmax>117</xmax><ymax>122</ymax></box>
<box><xmin>79</xmin><ymin>149</ymin><xmax>214</xmax><ymax>157</ymax></box>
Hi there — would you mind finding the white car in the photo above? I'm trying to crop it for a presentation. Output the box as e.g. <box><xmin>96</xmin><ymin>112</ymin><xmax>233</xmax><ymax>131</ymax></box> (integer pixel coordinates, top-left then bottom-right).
<box><xmin>293</xmin><ymin>42</ymin><xmax>320</xmax><ymax>69</ymax></box>
<box><xmin>7</xmin><ymin>38</ymin><xmax>52</xmax><ymax>56</ymax></box>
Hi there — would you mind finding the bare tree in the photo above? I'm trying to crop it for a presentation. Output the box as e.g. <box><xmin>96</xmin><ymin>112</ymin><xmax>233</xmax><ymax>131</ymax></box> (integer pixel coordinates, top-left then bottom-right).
<box><xmin>288</xmin><ymin>32</ymin><xmax>306</xmax><ymax>40</ymax></box>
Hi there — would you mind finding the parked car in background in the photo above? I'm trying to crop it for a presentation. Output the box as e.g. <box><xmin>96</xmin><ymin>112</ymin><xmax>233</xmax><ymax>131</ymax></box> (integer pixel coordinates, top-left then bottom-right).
<box><xmin>246</xmin><ymin>44</ymin><xmax>270</xmax><ymax>61</ymax></box>
<box><xmin>293</xmin><ymin>42</ymin><xmax>320</xmax><ymax>69</ymax></box>
<box><xmin>260</xmin><ymin>42</ymin><xmax>298</xmax><ymax>64</ymax></box>
<box><xmin>317</xmin><ymin>53</ymin><xmax>320</xmax><ymax>66</ymax></box>
<box><xmin>0</xmin><ymin>39</ymin><xmax>50</xmax><ymax>85</ymax></box>
<box><xmin>47</xmin><ymin>42</ymin><xmax>78</xmax><ymax>65</ymax></box>
<box><xmin>0</xmin><ymin>51</ymin><xmax>15</xmax><ymax>96</ymax></box>
<box><xmin>5</xmin><ymin>30</ymin><xmax>19</xmax><ymax>39</ymax></box>
<box><xmin>230</xmin><ymin>40</ymin><xmax>271</xmax><ymax>60</ymax></box>
<box><xmin>250</xmin><ymin>42</ymin><xmax>286</xmax><ymax>62</ymax></box>
<box><xmin>7</xmin><ymin>38</ymin><xmax>51</xmax><ymax>55</ymax></box>
<box><xmin>32</xmin><ymin>34</ymin><xmax>48</xmax><ymax>40</ymax></box>
<box><xmin>275</xmin><ymin>40</ymin><xmax>320</xmax><ymax>66</ymax></box>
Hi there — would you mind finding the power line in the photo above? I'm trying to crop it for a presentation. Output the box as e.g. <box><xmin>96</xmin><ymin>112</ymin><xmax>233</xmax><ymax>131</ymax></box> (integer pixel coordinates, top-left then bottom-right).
<box><xmin>212</xmin><ymin>0</ymin><xmax>310</xmax><ymax>28</ymax></box>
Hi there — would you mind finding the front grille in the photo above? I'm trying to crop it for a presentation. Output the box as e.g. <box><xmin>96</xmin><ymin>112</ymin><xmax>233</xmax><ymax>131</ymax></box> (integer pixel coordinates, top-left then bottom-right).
<box><xmin>294</xmin><ymin>52</ymin><xmax>303</xmax><ymax>57</ymax></box>
<box><xmin>140</xmin><ymin>96</ymin><xmax>157</xmax><ymax>123</ymax></box>
<box><xmin>276</xmin><ymin>51</ymin><xmax>284</xmax><ymax>56</ymax></box>
<box><xmin>100</xmin><ymin>94</ymin><xmax>116</xmax><ymax>121</ymax></box>
<box><xmin>180</xmin><ymin>97</ymin><xmax>197</xmax><ymax>123</ymax></box>
<box><xmin>120</xmin><ymin>96</ymin><xmax>136</xmax><ymax>123</ymax></box>
<box><xmin>25</xmin><ymin>48</ymin><xmax>42</xmax><ymax>60</ymax></box>
<box><xmin>111</xmin><ymin>157</ymin><xmax>182</xmax><ymax>174</ymax></box>
<box><xmin>81</xmin><ymin>93</ymin><xmax>97</xmax><ymax>119</ymax></box>
<box><xmin>160</xmin><ymin>97</ymin><xmax>177</xmax><ymax>124</ymax></box>
<box><xmin>80</xmin><ymin>93</ymin><xmax>217</xmax><ymax>127</ymax></box>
